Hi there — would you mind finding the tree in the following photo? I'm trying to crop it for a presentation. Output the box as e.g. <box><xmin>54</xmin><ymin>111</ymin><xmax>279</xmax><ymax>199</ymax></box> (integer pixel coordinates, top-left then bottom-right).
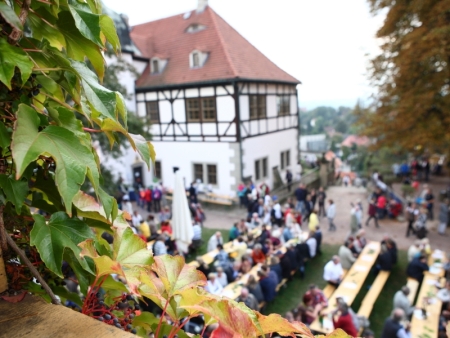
<box><xmin>0</xmin><ymin>1</ymin><xmax>346</xmax><ymax>337</ymax></box>
<box><xmin>356</xmin><ymin>0</ymin><xmax>450</xmax><ymax>155</ymax></box>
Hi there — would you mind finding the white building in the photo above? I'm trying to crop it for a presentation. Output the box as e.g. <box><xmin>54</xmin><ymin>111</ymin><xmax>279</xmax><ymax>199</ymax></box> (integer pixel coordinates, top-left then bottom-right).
<box><xmin>108</xmin><ymin>1</ymin><xmax>301</xmax><ymax>196</ymax></box>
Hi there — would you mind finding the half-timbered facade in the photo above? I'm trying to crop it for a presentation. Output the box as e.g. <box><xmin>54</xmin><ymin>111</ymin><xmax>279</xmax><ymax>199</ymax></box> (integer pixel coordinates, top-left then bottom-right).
<box><xmin>114</xmin><ymin>1</ymin><xmax>301</xmax><ymax>195</ymax></box>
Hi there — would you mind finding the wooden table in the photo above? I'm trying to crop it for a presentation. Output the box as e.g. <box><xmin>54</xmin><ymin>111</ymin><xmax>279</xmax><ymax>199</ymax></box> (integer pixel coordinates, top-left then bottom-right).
<box><xmin>310</xmin><ymin>241</ymin><xmax>381</xmax><ymax>334</ymax></box>
<box><xmin>410</xmin><ymin>250</ymin><xmax>447</xmax><ymax>338</ymax></box>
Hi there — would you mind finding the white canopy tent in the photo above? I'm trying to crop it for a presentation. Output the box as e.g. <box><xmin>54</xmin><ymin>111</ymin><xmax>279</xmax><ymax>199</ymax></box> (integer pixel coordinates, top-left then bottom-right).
<box><xmin>171</xmin><ymin>168</ymin><xmax>193</xmax><ymax>254</ymax></box>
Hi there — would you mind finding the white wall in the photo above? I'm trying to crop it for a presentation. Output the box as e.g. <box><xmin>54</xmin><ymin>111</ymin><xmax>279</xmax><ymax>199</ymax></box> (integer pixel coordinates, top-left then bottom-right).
<box><xmin>299</xmin><ymin>134</ymin><xmax>326</xmax><ymax>152</ymax></box>
<box><xmin>127</xmin><ymin>141</ymin><xmax>238</xmax><ymax>195</ymax></box>
<box><xmin>242</xmin><ymin>128</ymin><xmax>298</xmax><ymax>188</ymax></box>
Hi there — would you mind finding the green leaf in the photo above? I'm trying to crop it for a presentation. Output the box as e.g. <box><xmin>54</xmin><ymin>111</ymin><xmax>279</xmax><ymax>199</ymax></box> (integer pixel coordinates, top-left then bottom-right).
<box><xmin>0</xmin><ymin>122</ymin><xmax>11</xmax><ymax>149</ymax></box>
<box><xmin>68</xmin><ymin>4</ymin><xmax>103</xmax><ymax>46</ymax></box>
<box><xmin>99</xmin><ymin>15</ymin><xmax>120</xmax><ymax>52</ymax></box>
<box><xmin>70</xmin><ymin>60</ymin><xmax>117</xmax><ymax>121</ymax></box>
<box><xmin>0</xmin><ymin>2</ymin><xmax>22</xmax><ymax>30</ymax></box>
<box><xmin>57</xmin><ymin>11</ymin><xmax>105</xmax><ymax>80</ymax></box>
<box><xmin>11</xmin><ymin>104</ymin><xmax>100</xmax><ymax>215</ymax></box>
<box><xmin>53</xmin><ymin>285</ymin><xmax>83</xmax><ymax>306</ymax></box>
<box><xmin>132</xmin><ymin>311</ymin><xmax>159</xmax><ymax>333</ymax></box>
<box><xmin>31</xmin><ymin>169</ymin><xmax>64</xmax><ymax>211</ymax></box>
<box><xmin>28</xmin><ymin>10</ymin><xmax>65</xmax><ymax>50</ymax></box>
<box><xmin>63</xmin><ymin>250</ymin><xmax>94</xmax><ymax>295</ymax></box>
<box><xmin>30</xmin><ymin>212</ymin><xmax>94</xmax><ymax>278</ymax></box>
<box><xmin>0</xmin><ymin>175</ymin><xmax>28</xmax><ymax>213</ymax></box>
<box><xmin>0</xmin><ymin>39</ymin><xmax>33</xmax><ymax>90</ymax></box>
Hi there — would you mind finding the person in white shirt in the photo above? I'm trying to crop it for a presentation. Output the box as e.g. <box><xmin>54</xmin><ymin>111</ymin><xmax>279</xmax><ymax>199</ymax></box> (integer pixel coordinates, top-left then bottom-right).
<box><xmin>407</xmin><ymin>240</ymin><xmax>422</xmax><ymax>262</ymax></box>
<box><xmin>131</xmin><ymin>210</ymin><xmax>142</xmax><ymax>227</ymax></box>
<box><xmin>264</xmin><ymin>194</ymin><xmax>272</xmax><ymax>207</ymax></box>
<box><xmin>122</xmin><ymin>195</ymin><xmax>133</xmax><ymax>214</ymax></box>
<box><xmin>323</xmin><ymin>256</ymin><xmax>344</xmax><ymax>287</ymax></box>
<box><xmin>205</xmin><ymin>273</ymin><xmax>223</xmax><ymax>295</ymax></box>
<box><xmin>192</xmin><ymin>222</ymin><xmax>202</xmax><ymax>241</ymax></box>
<box><xmin>207</xmin><ymin>231</ymin><xmax>223</xmax><ymax>252</ymax></box>
<box><xmin>215</xmin><ymin>267</ymin><xmax>228</xmax><ymax>287</ymax></box>
<box><xmin>306</xmin><ymin>233</ymin><xmax>317</xmax><ymax>258</ymax></box>
<box><xmin>153</xmin><ymin>235</ymin><xmax>167</xmax><ymax>256</ymax></box>
<box><xmin>326</xmin><ymin>199</ymin><xmax>336</xmax><ymax>231</ymax></box>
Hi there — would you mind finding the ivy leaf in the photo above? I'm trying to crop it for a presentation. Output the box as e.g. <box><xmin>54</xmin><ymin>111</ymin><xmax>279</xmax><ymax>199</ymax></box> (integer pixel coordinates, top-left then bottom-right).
<box><xmin>0</xmin><ymin>175</ymin><xmax>28</xmax><ymax>213</ymax></box>
<box><xmin>70</xmin><ymin>60</ymin><xmax>117</xmax><ymax>121</ymax></box>
<box><xmin>255</xmin><ymin>312</ymin><xmax>312</xmax><ymax>337</ymax></box>
<box><xmin>181</xmin><ymin>295</ymin><xmax>264</xmax><ymax>338</ymax></box>
<box><xmin>99</xmin><ymin>15</ymin><xmax>120</xmax><ymax>53</ymax></box>
<box><xmin>11</xmin><ymin>104</ymin><xmax>100</xmax><ymax>215</ymax></box>
<box><xmin>0</xmin><ymin>39</ymin><xmax>33</xmax><ymax>90</ymax></box>
<box><xmin>151</xmin><ymin>255</ymin><xmax>206</xmax><ymax>297</ymax></box>
<box><xmin>68</xmin><ymin>4</ymin><xmax>103</xmax><ymax>46</ymax></box>
<box><xmin>0</xmin><ymin>122</ymin><xmax>11</xmax><ymax>149</ymax></box>
<box><xmin>132</xmin><ymin>312</ymin><xmax>159</xmax><ymax>334</ymax></box>
<box><xmin>129</xmin><ymin>133</ymin><xmax>155</xmax><ymax>170</ymax></box>
<box><xmin>79</xmin><ymin>228</ymin><xmax>153</xmax><ymax>294</ymax></box>
<box><xmin>0</xmin><ymin>2</ymin><xmax>22</xmax><ymax>30</ymax></box>
<box><xmin>28</xmin><ymin>10</ymin><xmax>66</xmax><ymax>50</ymax></box>
<box><xmin>57</xmin><ymin>11</ymin><xmax>105</xmax><ymax>80</ymax></box>
<box><xmin>30</xmin><ymin>212</ymin><xmax>94</xmax><ymax>278</ymax></box>
<box><xmin>31</xmin><ymin>169</ymin><xmax>64</xmax><ymax>211</ymax></box>
<box><xmin>63</xmin><ymin>250</ymin><xmax>95</xmax><ymax>295</ymax></box>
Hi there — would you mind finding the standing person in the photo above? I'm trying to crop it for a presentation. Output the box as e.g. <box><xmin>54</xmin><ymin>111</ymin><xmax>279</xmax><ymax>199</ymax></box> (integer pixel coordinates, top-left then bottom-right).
<box><xmin>438</xmin><ymin>199</ymin><xmax>449</xmax><ymax>235</ymax></box>
<box><xmin>381</xmin><ymin>309</ymin><xmax>411</xmax><ymax>338</ymax></box>
<box><xmin>188</xmin><ymin>182</ymin><xmax>197</xmax><ymax>204</ymax></box>
<box><xmin>295</xmin><ymin>184</ymin><xmax>308</xmax><ymax>214</ymax></box>
<box><xmin>317</xmin><ymin>187</ymin><xmax>327</xmax><ymax>217</ymax></box>
<box><xmin>122</xmin><ymin>195</ymin><xmax>133</xmax><ymax>214</ymax></box>
<box><xmin>414</xmin><ymin>207</ymin><xmax>428</xmax><ymax>239</ymax></box>
<box><xmin>405</xmin><ymin>202</ymin><xmax>418</xmax><ymax>237</ymax></box>
<box><xmin>343</xmin><ymin>175</ymin><xmax>350</xmax><ymax>187</ymax></box>
<box><xmin>286</xmin><ymin>169</ymin><xmax>293</xmax><ymax>192</ymax></box>
<box><xmin>237</xmin><ymin>182</ymin><xmax>246</xmax><ymax>208</ymax></box>
<box><xmin>144</xmin><ymin>187</ymin><xmax>152</xmax><ymax>212</ymax></box>
<box><xmin>366</xmin><ymin>197</ymin><xmax>379</xmax><ymax>228</ymax></box>
<box><xmin>327</xmin><ymin>199</ymin><xmax>336</xmax><ymax>231</ymax></box>
<box><xmin>308</xmin><ymin>209</ymin><xmax>319</xmax><ymax>232</ymax></box>
<box><xmin>310</xmin><ymin>189</ymin><xmax>317</xmax><ymax>210</ymax></box>
<box><xmin>271</xmin><ymin>196</ymin><xmax>283</xmax><ymax>226</ymax></box>
<box><xmin>377</xmin><ymin>193</ymin><xmax>387</xmax><ymax>219</ymax></box>
<box><xmin>152</xmin><ymin>186</ymin><xmax>162</xmax><ymax>213</ymax></box>
<box><xmin>424</xmin><ymin>188</ymin><xmax>434</xmax><ymax>220</ymax></box>
<box><xmin>349</xmin><ymin>204</ymin><xmax>359</xmax><ymax>236</ymax></box>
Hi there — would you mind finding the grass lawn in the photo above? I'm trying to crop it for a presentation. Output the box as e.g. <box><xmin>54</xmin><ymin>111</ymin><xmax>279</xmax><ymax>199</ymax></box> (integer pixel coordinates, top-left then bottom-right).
<box><xmin>189</xmin><ymin>229</ymin><xmax>409</xmax><ymax>337</ymax></box>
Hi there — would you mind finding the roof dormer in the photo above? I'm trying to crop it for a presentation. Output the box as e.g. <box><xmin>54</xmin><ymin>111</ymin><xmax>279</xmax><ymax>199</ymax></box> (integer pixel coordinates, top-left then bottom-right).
<box><xmin>190</xmin><ymin>50</ymin><xmax>208</xmax><ymax>69</ymax></box>
<box><xmin>186</xmin><ymin>23</ymin><xmax>206</xmax><ymax>33</ymax></box>
<box><xmin>150</xmin><ymin>57</ymin><xmax>167</xmax><ymax>74</ymax></box>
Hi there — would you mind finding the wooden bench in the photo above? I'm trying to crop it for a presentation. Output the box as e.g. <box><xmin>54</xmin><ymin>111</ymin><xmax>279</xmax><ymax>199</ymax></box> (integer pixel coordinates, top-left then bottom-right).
<box><xmin>323</xmin><ymin>269</ymin><xmax>348</xmax><ymax>299</ymax></box>
<box><xmin>357</xmin><ymin>270</ymin><xmax>391</xmax><ymax>319</ymax></box>
<box><xmin>276</xmin><ymin>278</ymin><xmax>288</xmax><ymax>292</ymax></box>
<box><xmin>406</xmin><ymin>277</ymin><xmax>419</xmax><ymax>304</ymax></box>
<box><xmin>198</xmin><ymin>193</ymin><xmax>234</xmax><ymax>206</ymax></box>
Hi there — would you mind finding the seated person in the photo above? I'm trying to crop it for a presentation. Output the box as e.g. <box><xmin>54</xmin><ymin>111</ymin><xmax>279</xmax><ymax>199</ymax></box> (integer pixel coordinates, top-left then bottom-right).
<box><xmin>375</xmin><ymin>244</ymin><xmax>394</xmax><ymax>274</ymax></box>
<box><xmin>153</xmin><ymin>235</ymin><xmax>167</xmax><ymax>256</ymax></box>
<box><xmin>215</xmin><ymin>266</ymin><xmax>228</xmax><ymax>287</ymax></box>
<box><xmin>393</xmin><ymin>286</ymin><xmax>415</xmax><ymax>318</ymax></box>
<box><xmin>246</xmin><ymin>213</ymin><xmax>261</xmax><ymax>230</ymax></box>
<box><xmin>236</xmin><ymin>287</ymin><xmax>259</xmax><ymax>311</ymax></box>
<box><xmin>261</xmin><ymin>264</ymin><xmax>279</xmax><ymax>285</ymax></box>
<box><xmin>229</xmin><ymin>222</ymin><xmax>240</xmax><ymax>241</ymax></box>
<box><xmin>331</xmin><ymin>302</ymin><xmax>358</xmax><ymax>337</ymax></box>
<box><xmin>406</xmin><ymin>255</ymin><xmax>429</xmax><ymax>283</ymax></box>
<box><xmin>234</xmin><ymin>236</ymin><xmax>248</xmax><ymax>261</ymax></box>
<box><xmin>160</xmin><ymin>221</ymin><xmax>173</xmax><ymax>235</ymax></box>
<box><xmin>262</xmin><ymin>239</ymin><xmax>273</xmax><ymax>256</ymax></box>
<box><xmin>147</xmin><ymin>215</ymin><xmax>158</xmax><ymax>241</ymax></box>
<box><xmin>353</xmin><ymin>229</ymin><xmax>367</xmax><ymax>253</ymax></box>
<box><xmin>246</xmin><ymin>234</ymin><xmax>256</xmax><ymax>250</ymax></box>
<box><xmin>258</xmin><ymin>225</ymin><xmax>271</xmax><ymax>244</ymax></box>
<box><xmin>207</xmin><ymin>231</ymin><xmax>223</xmax><ymax>252</ymax></box>
<box><xmin>269</xmin><ymin>256</ymin><xmax>283</xmax><ymax>283</ymax></box>
<box><xmin>323</xmin><ymin>256</ymin><xmax>344</xmax><ymax>287</ymax></box>
<box><xmin>306</xmin><ymin>232</ymin><xmax>317</xmax><ymax>258</ymax></box>
<box><xmin>252</xmin><ymin>243</ymin><xmax>267</xmax><ymax>264</ymax></box>
<box><xmin>293</xmin><ymin>304</ymin><xmax>317</xmax><ymax>326</ymax></box>
<box><xmin>240</xmin><ymin>254</ymin><xmax>253</xmax><ymax>274</ymax></box>
<box><xmin>214</xmin><ymin>244</ymin><xmax>231</xmax><ymax>270</ymax></box>
<box><xmin>258</xmin><ymin>270</ymin><xmax>277</xmax><ymax>302</ymax></box>
<box><xmin>205</xmin><ymin>273</ymin><xmax>223</xmax><ymax>295</ymax></box>
<box><xmin>303</xmin><ymin>284</ymin><xmax>328</xmax><ymax>311</ymax></box>
<box><xmin>339</xmin><ymin>240</ymin><xmax>356</xmax><ymax>270</ymax></box>
<box><xmin>246</xmin><ymin>275</ymin><xmax>264</xmax><ymax>303</ymax></box>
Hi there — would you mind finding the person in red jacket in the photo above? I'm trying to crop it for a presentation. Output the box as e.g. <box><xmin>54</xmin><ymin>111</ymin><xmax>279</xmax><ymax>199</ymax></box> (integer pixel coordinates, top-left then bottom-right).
<box><xmin>365</xmin><ymin>197</ymin><xmax>379</xmax><ymax>228</ymax></box>
<box><xmin>377</xmin><ymin>194</ymin><xmax>387</xmax><ymax>219</ymax></box>
<box><xmin>331</xmin><ymin>302</ymin><xmax>358</xmax><ymax>337</ymax></box>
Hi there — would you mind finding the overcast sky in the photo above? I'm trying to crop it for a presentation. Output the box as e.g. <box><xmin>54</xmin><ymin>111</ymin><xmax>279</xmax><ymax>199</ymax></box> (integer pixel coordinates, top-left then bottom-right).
<box><xmin>103</xmin><ymin>0</ymin><xmax>385</xmax><ymax>110</ymax></box>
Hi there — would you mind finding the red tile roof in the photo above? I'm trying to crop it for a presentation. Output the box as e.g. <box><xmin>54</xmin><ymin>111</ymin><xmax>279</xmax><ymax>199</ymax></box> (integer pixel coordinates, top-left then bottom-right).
<box><xmin>131</xmin><ymin>6</ymin><xmax>300</xmax><ymax>89</ymax></box>
<box><xmin>341</xmin><ymin>135</ymin><xmax>371</xmax><ymax>148</ymax></box>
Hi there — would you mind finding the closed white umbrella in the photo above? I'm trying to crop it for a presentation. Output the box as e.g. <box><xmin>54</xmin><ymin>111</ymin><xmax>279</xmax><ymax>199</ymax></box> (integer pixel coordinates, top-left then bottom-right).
<box><xmin>171</xmin><ymin>168</ymin><xmax>193</xmax><ymax>254</ymax></box>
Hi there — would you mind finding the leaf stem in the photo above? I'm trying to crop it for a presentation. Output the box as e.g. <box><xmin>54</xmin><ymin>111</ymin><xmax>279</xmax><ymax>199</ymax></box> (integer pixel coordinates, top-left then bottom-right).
<box><xmin>5</xmin><ymin>233</ymin><xmax>60</xmax><ymax>305</ymax></box>
<box><xmin>169</xmin><ymin>316</ymin><xmax>193</xmax><ymax>338</ymax></box>
<box><xmin>8</xmin><ymin>0</ymin><xmax>31</xmax><ymax>44</ymax></box>
<box><xmin>83</xmin><ymin>127</ymin><xmax>102</xmax><ymax>133</ymax></box>
<box><xmin>155</xmin><ymin>299</ymin><xmax>170</xmax><ymax>338</ymax></box>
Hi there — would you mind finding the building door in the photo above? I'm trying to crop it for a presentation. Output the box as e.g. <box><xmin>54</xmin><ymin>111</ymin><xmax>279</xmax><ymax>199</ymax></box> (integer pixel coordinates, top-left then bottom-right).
<box><xmin>133</xmin><ymin>165</ymin><xmax>144</xmax><ymax>188</ymax></box>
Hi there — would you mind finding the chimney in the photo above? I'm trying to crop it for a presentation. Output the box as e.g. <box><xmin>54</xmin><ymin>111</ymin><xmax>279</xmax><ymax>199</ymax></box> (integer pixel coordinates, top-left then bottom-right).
<box><xmin>196</xmin><ymin>0</ymin><xmax>208</xmax><ymax>13</ymax></box>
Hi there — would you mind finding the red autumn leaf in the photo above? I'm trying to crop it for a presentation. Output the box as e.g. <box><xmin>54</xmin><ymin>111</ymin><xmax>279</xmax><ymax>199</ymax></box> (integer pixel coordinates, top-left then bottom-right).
<box><xmin>1</xmin><ymin>291</ymin><xmax>27</xmax><ymax>303</ymax></box>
